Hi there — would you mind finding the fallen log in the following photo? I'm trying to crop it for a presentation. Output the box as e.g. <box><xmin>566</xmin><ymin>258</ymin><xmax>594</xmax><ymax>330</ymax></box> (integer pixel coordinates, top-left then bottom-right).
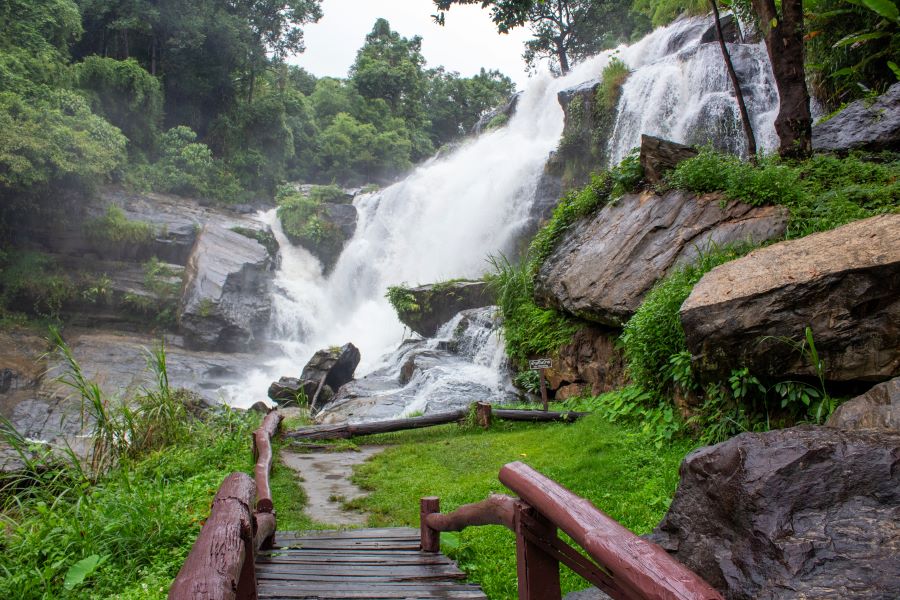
<box><xmin>284</xmin><ymin>406</ymin><xmax>591</xmax><ymax>440</ymax></box>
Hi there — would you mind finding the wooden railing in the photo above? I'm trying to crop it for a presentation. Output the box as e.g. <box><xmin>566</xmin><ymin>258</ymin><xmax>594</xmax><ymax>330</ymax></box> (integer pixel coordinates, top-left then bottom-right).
<box><xmin>420</xmin><ymin>461</ymin><xmax>723</xmax><ymax>600</ymax></box>
<box><xmin>169</xmin><ymin>410</ymin><xmax>282</xmax><ymax>600</ymax></box>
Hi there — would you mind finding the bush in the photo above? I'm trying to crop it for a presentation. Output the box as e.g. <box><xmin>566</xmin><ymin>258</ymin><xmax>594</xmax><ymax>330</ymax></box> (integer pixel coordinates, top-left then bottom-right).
<box><xmin>487</xmin><ymin>254</ymin><xmax>579</xmax><ymax>368</ymax></box>
<box><xmin>667</xmin><ymin>149</ymin><xmax>900</xmax><ymax>237</ymax></box>
<box><xmin>85</xmin><ymin>205</ymin><xmax>155</xmax><ymax>245</ymax></box>
<box><xmin>596</xmin><ymin>58</ymin><xmax>629</xmax><ymax>111</ymax></box>
<box><xmin>621</xmin><ymin>243</ymin><xmax>754</xmax><ymax>396</ymax></box>
<box><xmin>276</xmin><ymin>184</ymin><xmax>345</xmax><ymax>249</ymax></box>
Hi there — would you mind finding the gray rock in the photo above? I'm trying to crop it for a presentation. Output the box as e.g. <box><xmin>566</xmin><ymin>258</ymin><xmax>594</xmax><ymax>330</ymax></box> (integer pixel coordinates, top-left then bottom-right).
<box><xmin>639</xmin><ymin>135</ymin><xmax>699</xmax><ymax>185</ymax></box>
<box><xmin>813</xmin><ymin>82</ymin><xmax>900</xmax><ymax>153</ymax></box>
<box><xmin>472</xmin><ymin>92</ymin><xmax>521</xmax><ymax>135</ymax></box>
<box><xmin>681</xmin><ymin>214</ymin><xmax>900</xmax><ymax>382</ymax></box>
<box><xmin>563</xmin><ymin>589</ymin><xmax>611</xmax><ymax>600</ymax></box>
<box><xmin>392</xmin><ymin>280</ymin><xmax>495</xmax><ymax>338</ymax></box>
<box><xmin>698</xmin><ymin>13</ymin><xmax>741</xmax><ymax>45</ymax></box>
<box><xmin>649</xmin><ymin>426</ymin><xmax>900</xmax><ymax>599</ymax></box>
<box><xmin>268</xmin><ymin>377</ymin><xmax>304</xmax><ymax>403</ymax></box>
<box><xmin>301</xmin><ymin>344</ymin><xmax>361</xmax><ymax>411</ymax></box>
<box><xmin>179</xmin><ymin>224</ymin><xmax>273</xmax><ymax>352</ymax></box>
<box><xmin>535</xmin><ymin>191</ymin><xmax>788</xmax><ymax>326</ymax></box>
<box><xmin>248</xmin><ymin>400</ymin><xmax>271</xmax><ymax>414</ymax></box>
<box><xmin>827</xmin><ymin>377</ymin><xmax>900</xmax><ymax>431</ymax></box>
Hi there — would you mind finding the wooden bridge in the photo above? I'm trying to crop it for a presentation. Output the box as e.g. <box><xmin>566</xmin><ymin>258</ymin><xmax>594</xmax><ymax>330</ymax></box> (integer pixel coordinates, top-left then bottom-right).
<box><xmin>168</xmin><ymin>409</ymin><xmax>723</xmax><ymax>600</ymax></box>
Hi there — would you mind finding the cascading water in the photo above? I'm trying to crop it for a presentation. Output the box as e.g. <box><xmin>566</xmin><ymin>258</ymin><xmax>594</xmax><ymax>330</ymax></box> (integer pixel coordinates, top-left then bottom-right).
<box><xmin>223</xmin><ymin>15</ymin><xmax>779</xmax><ymax>416</ymax></box>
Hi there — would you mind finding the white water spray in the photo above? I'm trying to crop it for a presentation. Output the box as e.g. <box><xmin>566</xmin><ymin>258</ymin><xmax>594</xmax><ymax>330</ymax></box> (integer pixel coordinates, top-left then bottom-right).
<box><xmin>222</xmin><ymin>16</ymin><xmax>779</xmax><ymax>412</ymax></box>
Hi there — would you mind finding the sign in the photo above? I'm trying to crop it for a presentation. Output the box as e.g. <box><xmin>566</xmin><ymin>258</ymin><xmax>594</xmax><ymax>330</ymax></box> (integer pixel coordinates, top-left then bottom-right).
<box><xmin>529</xmin><ymin>358</ymin><xmax>552</xmax><ymax>370</ymax></box>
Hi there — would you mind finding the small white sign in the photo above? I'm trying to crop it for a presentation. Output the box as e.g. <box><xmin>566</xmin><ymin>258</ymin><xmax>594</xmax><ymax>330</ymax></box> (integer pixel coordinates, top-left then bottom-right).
<box><xmin>528</xmin><ymin>358</ymin><xmax>552</xmax><ymax>370</ymax></box>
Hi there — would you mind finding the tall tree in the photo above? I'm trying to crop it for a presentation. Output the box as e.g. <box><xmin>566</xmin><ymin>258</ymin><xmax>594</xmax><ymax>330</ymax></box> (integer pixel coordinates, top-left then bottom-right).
<box><xmin>435</xmin><ymin>0</ymin><xmax>641</xmax><ymax>74</ymax></box>
<box><xmin>749</xmin><ymin>0</ymin><xmax>812</xmax><ymax>157</ymax></box>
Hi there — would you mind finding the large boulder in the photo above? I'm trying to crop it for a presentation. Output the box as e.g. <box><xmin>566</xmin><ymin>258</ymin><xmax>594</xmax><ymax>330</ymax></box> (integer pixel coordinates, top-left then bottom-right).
<box><xmin>681</xmin><ymin>214</ymin><xmax>900</xmax><ymax>382</ymax></box>
<box><xmin>472</xmin><ymin>92</ymin><xmax>521</xmax><ymax>134</ymax></box>
<box><xmin>391</xmin><ymin>280</ymin><xmax>495</xmax><ymax>338</ymax></box>
<box><xmin>813</xmin><ymin>82</ymin><xmax>900</xmax><ymax>153</ymax></box>
<box><xmin>179</xmin><ymin>224</ymin><xmax>273</xmax><ymax>351</ymax></box>
<box><xmin>639</xmin><ymin>135</ymin><xmax>698</xmax><ymax>185</ymax></box>
<box><xmin>535</xmin><ymin>191</ymin><xmax>788</xmax><ymax>326</ymax></box>
<box><xmin>827</xmin><ymin>377</ymin><xmax>900</xmax><ymax>431</ymax></box>
<box><xmin>649</xmin><ymin>426</ymin><xmax>900</xmax><ymax>599</ymax></box>
<box><xmin>301</xmin><ymin>343</ymin><xmax>361</xmax><ymax>411</ymax></box>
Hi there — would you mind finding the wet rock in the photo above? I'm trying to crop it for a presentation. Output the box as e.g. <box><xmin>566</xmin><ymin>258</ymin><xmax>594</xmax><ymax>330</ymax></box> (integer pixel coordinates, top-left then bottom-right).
<box><xmin>827</xmin><ymin>377</ymin><xmax>900</xmax><ymax>431</ymax></box>
<box><xmin>248</xmin><ymin>400</ymin><xmax>271</xmax><ymax>414</ymax></box>
<box><xmin>392</xmin><ymin>280</ymin><xmax>495</xmax><ymax>338</ymax></box>
<box><xmin>681</xmin><ymin>214</ymin><xmax>900</xmax><ymax>382</ymax></box>
<box><xmin>813</xmin><ymin>82</ymin><xmax>900</xmax><ymax>153</ymax></box>
<box><xmin>639</xmin><ymin>135</ymin><xmax>699</xmax><ymax>185</ymax></box>
<box><xmin>268</xmin><ymin>377</ymin><xmax>305</xmax><ymax>403</ymax></box>
<box><xmin>179</xmin><ymin>224</ymin><xmax>273</xmax><ymax>352</ymax></box>
<box><xmin>544</xmin><ymin>326</ymin><xmax>627</xmax><ymax>396</ymax></box>
<box><xmin>699</xmin><ymin>13</ymin><xmax>741</xmax><ymax>44</ymax></box>
<box><xmin>473</xmin><ymin>92</ymin><xmax>521</xmax><ymax>134</ymax></box>
<box><xmin>535</xmin><ymin>191</ymin><xmax>788</xmax><ymax>326</ymax></box>
<box><xmin>280</xmin><ymin>185</ymin><xmax>357</xmax><ymax>273</ymax></box>
<box><xmin>649</xmin><ymin>426</ymin><xmax>900</xmax><ymax>599</ymax></box>
<box><xmin>301</xmin><ymin>344</ymin><xmax>361</xmax><ymax>411</ymax></box>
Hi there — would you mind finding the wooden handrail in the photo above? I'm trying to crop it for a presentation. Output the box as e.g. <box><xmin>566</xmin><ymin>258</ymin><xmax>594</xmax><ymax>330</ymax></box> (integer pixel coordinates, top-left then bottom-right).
<box><xmin>421</xmin><ymin>461</ymin><xmax>723</xmax><ymax>600</ymax></box>
<box><xmin>169</xmin><ymin>409</ymin><xmax>282</xmax><ymax>600</ymax></box>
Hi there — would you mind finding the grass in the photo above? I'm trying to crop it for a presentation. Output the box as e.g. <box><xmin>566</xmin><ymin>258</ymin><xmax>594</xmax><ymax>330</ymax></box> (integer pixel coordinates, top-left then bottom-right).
<box><xmin>348</xmin><ymin>417</ymin><xmax>695</xmax><ymax>599</ymax></box>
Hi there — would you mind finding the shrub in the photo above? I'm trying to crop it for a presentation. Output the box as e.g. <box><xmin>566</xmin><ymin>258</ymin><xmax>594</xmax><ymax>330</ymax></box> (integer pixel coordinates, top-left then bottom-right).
<box><xmin>596</xmin><ymin>58</ymin><xmax>630</xmax><ymax>111</ymax></box>
<box><xmin>85</xmin><ymin>205</ymin><xmax>155</xmax><ymax>245</ymax></box>
<box><xmin>621</xmin><ymin>243</ymin><xmax>754</xmax><ymax>396</ymax></box>
<box><xmin>667</xmin><ymin>149</ymin><xmax>900</xmax><ymax>237</ymax></box>
<box><xmin>487</xmin><ymin>254</ymin><xmax>579</xmax><ymax>368</ymax></box>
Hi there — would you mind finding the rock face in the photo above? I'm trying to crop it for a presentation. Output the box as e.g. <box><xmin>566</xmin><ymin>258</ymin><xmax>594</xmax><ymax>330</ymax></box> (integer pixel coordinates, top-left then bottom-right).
<box><xmin>179</xmin><ymin>224</ymin><xmax>274</xmax><ymax>351</ymax></box>
<box><xmin>393</xmin><ymin>280</ymin><xmax>495</xmax><ymax>338</ymax></box>
<box><xmin>827</xmin><ymin>377</ymin><xmax>900</xmax><ymax>431</ymax></box>
<box><xmin>698</xmin><ymin>13</ymin><xmax>741</xmax><ymax>44</ymax></box>
<box><xmin>280</xmin><ymin>185</ymin><xmax>358</xmax><ymax>273</ymax></box>
<box><xmin>300</xmin><ymin>344</ymin><xmax>361</xmax><ymax>411</ymax></box>
<box><xmin>639</xmin><ymin>135</ymin><xmax>699</xmax><ymax>185</ymax></box>
<box><xmin>543</xmin><ymin>326</ymin><xmax>627</xmax><ymax>397</ymax></box>
<box><xmin>535</xmin><ymin>191</ymin><xmax>788</xmax><ymax>326</ymax></box>
<box><xmin>649</xmin><ymin>426</ymin><xmax>900</xmax><ymax>599</ymax></box>
<box><xmin>472</xmin><ymin>92</ymin><xmax>521</xmax><ymax>134</ymax></box>
<box><xmin>681</xmin><ymin>214</ymin><xmax>900</xmax><ymax>382</ymax></box>
<box><xmin>813</xmin><ymin>82</ymin><xmax>900</xmax><ymax>153</ymax></box>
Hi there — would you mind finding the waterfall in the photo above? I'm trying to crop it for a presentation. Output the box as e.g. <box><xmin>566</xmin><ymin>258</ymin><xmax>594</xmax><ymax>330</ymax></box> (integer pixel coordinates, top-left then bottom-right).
<box><xmin>221</xmin><ymin>15</ymin><xmax>778</xmax><ymax>413</ymax></box>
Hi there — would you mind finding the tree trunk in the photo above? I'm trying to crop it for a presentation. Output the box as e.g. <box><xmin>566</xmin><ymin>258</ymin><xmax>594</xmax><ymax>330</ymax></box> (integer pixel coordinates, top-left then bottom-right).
<box><xmin>751</xmin><ymin>0</ymin><xmax>812</xmax><ymax>158</ymax></box>
<box><xmin>710</xmin><ymin>0</ymin><xmax>757</xmax><ymax>161</ymax></box>
<box><xmin>555</xmin><ymin>37</ymin><xmax>570</xmax><ymax>75</ymax></box>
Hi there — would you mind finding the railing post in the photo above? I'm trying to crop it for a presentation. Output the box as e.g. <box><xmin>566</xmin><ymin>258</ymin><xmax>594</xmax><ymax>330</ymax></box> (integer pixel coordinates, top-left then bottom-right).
<box><xmin>421</xmin><ymin>496</ymin><xmax>441</xmax><ymax>552</ymax></box>
<box><xmin>514</xmin><ymin>503</ymin><xmax>561</xmax><ymax>600</ymax></box>
<box><xmin>235</xmin><ymin>536</ymin><xmax>258</xmax><ymax>600</ymax></box>
<box><xmin>475</xmin><ymin>402</ymin><xmax>492</xmax><ymax>429</ymax></box>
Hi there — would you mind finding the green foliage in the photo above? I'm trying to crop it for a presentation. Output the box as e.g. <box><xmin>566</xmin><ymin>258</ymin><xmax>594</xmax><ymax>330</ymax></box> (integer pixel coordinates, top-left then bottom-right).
<box><xmin>0</xmin><ymin>89</ymin><xmax>127</xmax><ymax>193</ymax></box>
<box><xmin>0</xmin><ymin>251</ymin><xmax>78</xmax><ymax>318</ymax></box>
<box><xmin>805</xmin><ymin>0</ymin><xmax>900</xmax><ymax>108</ymax></box>
<box><xmin>72</xmin><ymin>56</ymin><xmax>163</xmax><ymax>152</ymax></box>
<box><xmin>528</xmin><ymin>172</ymin><xmax>612</xmax><ymax>268</ymax></box>
<box><xmin>513</xmin><ymin>369</ymin><xmax>541</xmax><ymax>393</ymax></box>
<box><xmin>0</xmin><ymin>395</ymin><xmax>257</xmax><ymax>599</ymax></box>
<box><xmin>487</xmin><ymin>254</ymin><xmax>579</xmax><ymax>368</ymax></box>
<box><xmin>667</xmin><ymin>149</ymin><xmax>900</xmax><ymax>237</ymax></box>
<box><xmin>621</xmin><ymin>243</ymin><xmax>754</xmax><ymax>396</ymax></box>
<box><xmin>276</xmin><ymin>184</ymin><xmax>344</xmax><ymax>249</ymax></box>
<box><xmin>85</xmin><ymin>205</ymin><xmax>155</xmax><ymax>245</ymax></box>
<box><xmin>631</xmin><ymin>0</ymin><xmax>707</xmax><ymax>27</ymax></box>
<box><xmin>350</xmin><ymin>414</ymin><xmax>694</xmax><ymax>599</ymax></box>
<box><xmin>386</xmin><ymin>285</ymin><xmax>421</xmax><ymax>315</ymax></box>
<box><xmin>597</xmin><ymin>57</ymin><xmax>630</xmax><ymax>111</ymax></box>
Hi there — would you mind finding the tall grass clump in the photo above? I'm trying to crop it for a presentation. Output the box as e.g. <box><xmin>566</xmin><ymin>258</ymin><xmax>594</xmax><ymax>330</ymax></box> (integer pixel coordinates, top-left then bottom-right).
<box><xmin>0</xmin><ymin>330</ymin><xmax>258</xmax><ymax>599</ymax></box>
<box><xmin>487</xmin><ymin>254</ymin><xmax>579</xmax><ymax>368</ymax></box>
<box><xmin>621</xmin><ymin>243</ymin><xmax>754</xmax><ymax>396</ymax></box>
<box><xmin>667</xmin><ymin>149</ymin><xmax>899</xmax><ymax>237</ymax></box>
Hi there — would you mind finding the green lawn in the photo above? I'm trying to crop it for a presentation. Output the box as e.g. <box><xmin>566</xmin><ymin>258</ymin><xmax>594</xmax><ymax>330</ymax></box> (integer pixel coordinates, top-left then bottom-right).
<box><xmin>347</xmin><ymin>415</ymin><xmax>696</xmax><ymax>599</ymax></box>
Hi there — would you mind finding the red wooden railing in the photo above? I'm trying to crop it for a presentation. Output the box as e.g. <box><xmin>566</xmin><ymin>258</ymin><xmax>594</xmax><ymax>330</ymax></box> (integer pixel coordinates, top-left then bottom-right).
<box><xmin>421</xmin><ymin>461</ymin><xmax>723</xmax><ymax>600</ymax></box>
<box><xmin>169</xmin><ymin>410</ymin><xmax>282</xmax><ymax>600</ymax></box>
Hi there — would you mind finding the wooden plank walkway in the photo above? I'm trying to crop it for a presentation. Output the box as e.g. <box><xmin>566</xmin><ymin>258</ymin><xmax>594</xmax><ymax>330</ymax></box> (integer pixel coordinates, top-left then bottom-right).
<box><xmin>255</xmin><ymin>527</ymin><xmax>488</xmax><ymax>599</ymax></box>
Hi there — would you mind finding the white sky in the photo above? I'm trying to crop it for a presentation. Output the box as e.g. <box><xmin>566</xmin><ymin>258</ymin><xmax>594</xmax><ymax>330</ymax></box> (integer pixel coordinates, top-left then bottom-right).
<box><xmin>288</xmin><ymin>0</ymin><xmax>532</xmax><ymax>88</ymax></box>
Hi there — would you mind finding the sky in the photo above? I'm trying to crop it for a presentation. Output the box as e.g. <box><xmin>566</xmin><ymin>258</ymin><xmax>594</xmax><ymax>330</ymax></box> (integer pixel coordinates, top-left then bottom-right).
<box><xmin>288</xmin><ymin>0</ymin><xmax>533</xmax><ymax>88</ymax></box>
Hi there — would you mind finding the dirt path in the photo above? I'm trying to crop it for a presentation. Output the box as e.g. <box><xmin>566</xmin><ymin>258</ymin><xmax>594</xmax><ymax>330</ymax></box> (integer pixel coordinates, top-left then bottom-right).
<box><xmin>280</xmin><ymin>446</ymin><xmax>386</xmax><ymax>527</ymax></box>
